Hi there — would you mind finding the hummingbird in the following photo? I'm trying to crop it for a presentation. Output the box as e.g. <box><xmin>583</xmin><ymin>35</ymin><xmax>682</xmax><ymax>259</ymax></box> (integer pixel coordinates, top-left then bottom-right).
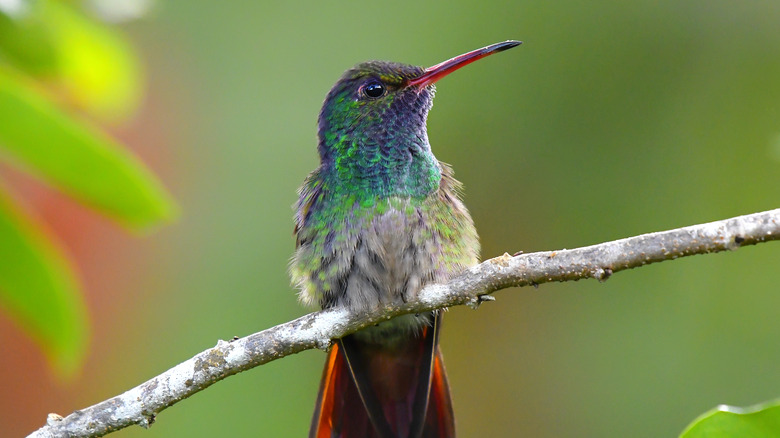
<box><xmin>291</xmin><ymin>40</ymin><xmax>521</xmax><ymax>438</ymax></box>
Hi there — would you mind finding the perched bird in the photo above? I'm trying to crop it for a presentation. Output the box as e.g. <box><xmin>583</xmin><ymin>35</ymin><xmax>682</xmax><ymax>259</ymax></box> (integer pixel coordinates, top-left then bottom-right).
<box><xmin>291</xmin><ymin>40</ymin><xmax>521</xmax><ymax>438</ymax></box>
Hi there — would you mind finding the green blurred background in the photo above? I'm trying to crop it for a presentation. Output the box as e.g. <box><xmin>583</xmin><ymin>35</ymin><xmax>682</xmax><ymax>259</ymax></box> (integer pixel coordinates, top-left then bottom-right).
<box><xmin>4</xmin><ymin>0</ymin><xmax>780</xmax><ymax>436</ymax></box>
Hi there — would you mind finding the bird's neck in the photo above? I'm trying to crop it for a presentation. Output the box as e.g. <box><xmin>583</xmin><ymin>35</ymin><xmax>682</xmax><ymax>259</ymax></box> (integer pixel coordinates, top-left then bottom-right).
<box><xmin>319</xmin><ymin>132</ymin><xmax>441</xmax><ymax>200</ymax></box>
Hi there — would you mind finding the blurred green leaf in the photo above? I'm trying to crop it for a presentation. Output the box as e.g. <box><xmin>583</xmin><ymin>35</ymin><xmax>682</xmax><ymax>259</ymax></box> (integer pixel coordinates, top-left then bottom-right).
<box><xmin>0</xmin><ymin>70</ymin><xmax>177</xmax><ymax>229</ymax></box>
<box><xmin>44</xmin><ymin>0</ymin><xmax>143</xmax><ymax>121</ymax></box>
<box><xmin>0</xmin><ymin>1</ymin><xmax>171</xmax><ymax>380</ymax></box>
<box><xmin>0</xmin><ymin>6</ymin><xmax>59</xmax><ymax>75</ymax></box>
<box><xmin>680</xmin><ymin>400</ymin><xmax>780</xmax><ymax>438</ymax></box>
<box><xmin>0</xmin><ymin>185</ymin><xmax>87</xmax><ymax>377</ymax></box>
<box><xmin>0</xmin><ymin>0</ymin><xmax>143</xmax><ymax>121</ymax></box>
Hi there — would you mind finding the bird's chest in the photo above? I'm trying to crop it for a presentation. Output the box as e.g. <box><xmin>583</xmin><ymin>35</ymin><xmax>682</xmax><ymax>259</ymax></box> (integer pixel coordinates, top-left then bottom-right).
<box><xmin>327</xmin><ymin>204</ymin><xmax>449</xmax><ymax>343</ymax></box>
<box><xmin>292</xmin><ymin>191</ymin><xmax>479</xmax><ymax>338</ymax></box>
<box><xmin>344</xmin><ymin>207</ymin><xmax>440</xmax><ymax>309</ymax></box>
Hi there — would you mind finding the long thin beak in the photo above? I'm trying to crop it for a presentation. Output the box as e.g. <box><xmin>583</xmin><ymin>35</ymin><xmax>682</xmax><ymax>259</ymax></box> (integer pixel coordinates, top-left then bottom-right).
<box><xmin>407</xmin><ymin>40</ymin><xmax>522</xmax><ymax>88</ymax></box>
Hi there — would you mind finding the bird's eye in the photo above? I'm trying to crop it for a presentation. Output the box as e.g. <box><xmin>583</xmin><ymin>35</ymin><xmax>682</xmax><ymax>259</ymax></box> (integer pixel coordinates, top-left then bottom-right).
<box><xmin>363</xmin><ymin>81</ymin><xmax>385</xmax><ymax>99</ymax></box>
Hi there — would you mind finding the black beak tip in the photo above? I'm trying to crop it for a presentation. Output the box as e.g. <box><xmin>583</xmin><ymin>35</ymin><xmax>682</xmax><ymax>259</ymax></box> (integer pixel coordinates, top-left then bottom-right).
<box><xmin>495</xmin><ymin>40</ymin><xmax>523</xmax><ymax>52</ymax></box>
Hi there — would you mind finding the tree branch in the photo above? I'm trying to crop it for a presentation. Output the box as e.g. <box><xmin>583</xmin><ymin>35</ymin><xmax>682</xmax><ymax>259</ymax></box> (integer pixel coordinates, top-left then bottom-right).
<box><xmin>28</xmin><ymin>208</ymin><xmax>780</xmax><ymax>438</ymax></box>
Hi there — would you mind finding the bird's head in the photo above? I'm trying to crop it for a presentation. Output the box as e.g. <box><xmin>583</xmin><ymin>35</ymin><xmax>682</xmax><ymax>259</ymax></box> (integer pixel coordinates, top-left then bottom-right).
<box><xmin>316</xmin><ymin>41</ymin><xmax>521</xmax><ymax>194</ymax></box>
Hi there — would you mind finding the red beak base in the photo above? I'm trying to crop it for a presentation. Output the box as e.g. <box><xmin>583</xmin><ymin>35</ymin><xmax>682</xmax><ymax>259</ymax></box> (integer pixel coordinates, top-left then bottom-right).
<box><xmin>407</xmin><ymin>40</ymin><xmax>522</xmax><ymax>88</ymax></box>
